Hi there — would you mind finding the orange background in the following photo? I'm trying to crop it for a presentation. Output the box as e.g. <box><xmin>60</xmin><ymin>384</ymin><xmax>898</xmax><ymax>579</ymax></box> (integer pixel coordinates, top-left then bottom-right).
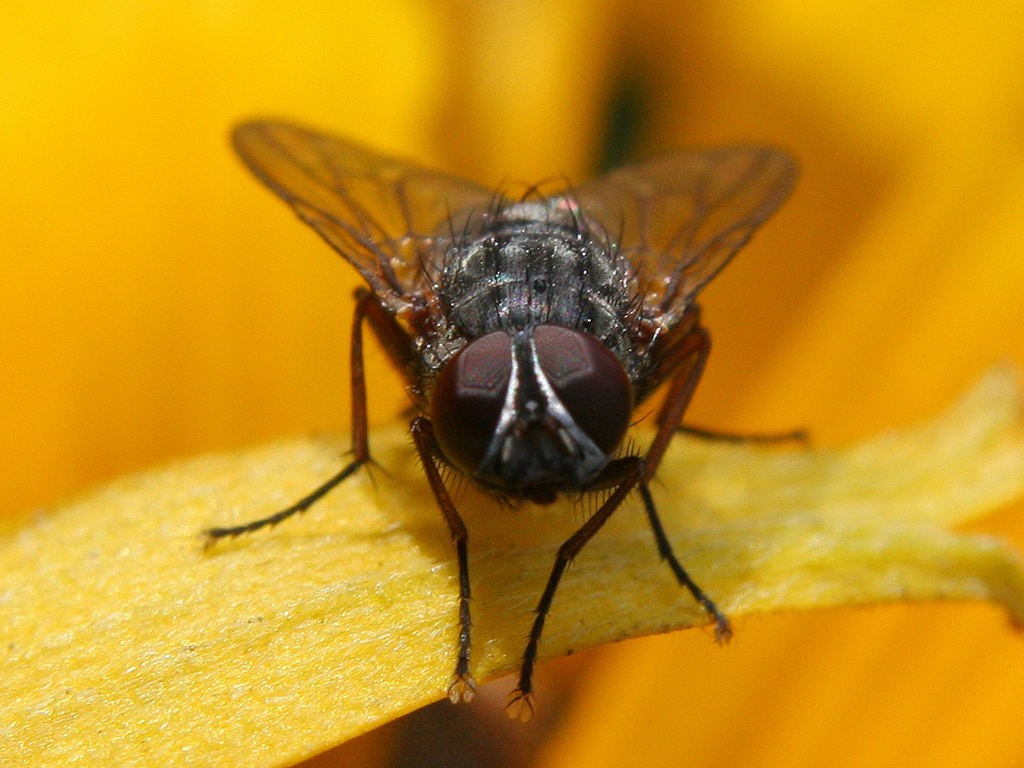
<box><xmin>3</xmin><ymin>1</ymin><xmax>1024</xmax><ymax>766</ymax></box>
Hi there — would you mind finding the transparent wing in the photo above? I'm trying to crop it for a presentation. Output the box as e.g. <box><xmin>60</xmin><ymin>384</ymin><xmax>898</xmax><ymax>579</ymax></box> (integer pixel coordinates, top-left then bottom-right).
<box><xmin>232</xmin><ymin>120</ymin><xmax>495</xmax><ymax>310</ymax></box>
<box><xmin>571</xmin><ymin>145</ymin><xmax>798</xmax><ymax>327</ymax></box>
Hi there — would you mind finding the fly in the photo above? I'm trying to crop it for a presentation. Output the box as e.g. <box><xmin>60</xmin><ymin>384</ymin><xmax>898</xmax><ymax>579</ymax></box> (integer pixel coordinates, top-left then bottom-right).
<box><xmin>206</xmin><ymin>120</ymin><xmax>798</xmax><ymax>721</ymax></box>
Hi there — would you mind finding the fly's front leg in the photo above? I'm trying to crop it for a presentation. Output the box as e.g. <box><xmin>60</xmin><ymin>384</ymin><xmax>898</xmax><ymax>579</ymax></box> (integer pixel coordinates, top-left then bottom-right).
<box><xmin>644</xmin><ymin>322</ymin><xmax>710</xmax><ymax>472</ymax></box>
<box><xmin>641</xmin><ymin>319</ymin><xmax>732</xmax><ymax>642</ymax></box>
<box><xmin>204</xmin><ymin>290</ymin><xmax>376</xmax><ymax>545</ymax></box>
<box><xmin>507</xmin><ymin>457</ymin><xmax>646</xmax><ymax>722</ymax></box>
<box><xmin>409</xmin><ymin>417</ymin><xmax>476</xmax><ymax>704</ymax></box>
<box><xmin>638</xmin><ymin>482</ymin><xmax>731</xmax><ymax>642</ymax></box>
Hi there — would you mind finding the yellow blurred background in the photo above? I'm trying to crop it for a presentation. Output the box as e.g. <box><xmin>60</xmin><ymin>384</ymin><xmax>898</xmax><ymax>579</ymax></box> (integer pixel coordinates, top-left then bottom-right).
<box><xmin>2</xmin><ymin>1</ymin><xmax>1024</xmax><ymax>766</ymax></box>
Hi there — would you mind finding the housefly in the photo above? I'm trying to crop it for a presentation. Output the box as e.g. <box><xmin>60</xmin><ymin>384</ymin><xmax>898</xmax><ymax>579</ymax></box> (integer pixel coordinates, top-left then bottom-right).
<box><xmin>207</xmin><ymin>120</ymin><xmax>798</xmax><ymax>721</ymax></box>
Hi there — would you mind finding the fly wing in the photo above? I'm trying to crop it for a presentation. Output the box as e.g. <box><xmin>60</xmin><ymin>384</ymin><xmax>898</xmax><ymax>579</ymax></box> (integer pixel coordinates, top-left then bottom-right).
<box><xmin>571</xmin><ymin>145</ymin><xmax>798</xmax><ymax>328</ymax></box>
<box><xmin>232</xmin><ymin>120</ymin><xmax>495</xmax><ymax>311</ymax></box>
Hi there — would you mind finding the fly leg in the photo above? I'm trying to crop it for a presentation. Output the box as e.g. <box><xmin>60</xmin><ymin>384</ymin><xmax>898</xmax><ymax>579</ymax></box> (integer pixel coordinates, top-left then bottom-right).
<box><xmin>507</xmin><ymin>456</ymin><xmax>646</xmax><ymax>722</ymax></box>
<box><xmin>204</xmin><ymin>290</ymin><xmax>376</xmax><ymax>545</ymax></box>
<box><xmin>676</xmin><ymin>424</ymin><xmax>807</xmax><ymax>444</ymax></box>
<box><xmin>638</xmin><ymin>482</ymin><xmax>730</xmax><ymax>642</ymax></box>
<box><xmin>506</xmin><ymin>312</ymin><xmax>732</xmax><ymax>720</ymax></box>
<box><xmin>410</xmin><ymin>417</ymin><xmax>477</xmax><ymax>703</ymax></box>
<box><xmin>640</xmin><ymin>314</ymin><xmax>731</xmax><ymax>641</ymax></box>
<box><xmin>655</xmin><ymin>307</ymin><xmax>805</xmax><ymax>445</ymax></box>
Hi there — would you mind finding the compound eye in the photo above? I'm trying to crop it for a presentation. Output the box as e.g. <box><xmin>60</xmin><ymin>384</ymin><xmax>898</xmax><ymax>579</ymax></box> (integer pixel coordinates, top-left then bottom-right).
<box><xmin>430</xmin><ymin>331</ymin><xmax>512</xmax><ymax>476</ymax></box>
<box><xmin>534</xmin><ymin>325</ymin><xmax>633</xmax><ymax>455</ymax></box>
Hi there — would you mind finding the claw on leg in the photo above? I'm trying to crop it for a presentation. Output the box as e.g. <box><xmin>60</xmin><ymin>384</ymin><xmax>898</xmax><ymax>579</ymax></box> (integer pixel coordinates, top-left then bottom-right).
<box><xmin>447</xmin><ymin>673</ymin><xmax>477</xmax><ymax>704</ymax></box>
<box><xmin>713</xmin><ymin>615</ymin><xmax>733</xmax><ymax>644</ymax></box>
<box><xmin>505</xmin><ymin>689</ymin><xmax>535</xmax><ymax>722</ymax></box>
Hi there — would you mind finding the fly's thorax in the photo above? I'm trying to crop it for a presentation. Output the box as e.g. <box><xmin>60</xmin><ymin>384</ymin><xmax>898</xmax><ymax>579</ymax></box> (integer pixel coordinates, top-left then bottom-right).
<box><xmin>437</xmin><ymin>199</ymin><xmax>640</xmax><ymax>371</ymax></box>
<box><xmin>429</xmin><ymin>324</ymin><xmax>634</xmax><ymax>500</ymax></box>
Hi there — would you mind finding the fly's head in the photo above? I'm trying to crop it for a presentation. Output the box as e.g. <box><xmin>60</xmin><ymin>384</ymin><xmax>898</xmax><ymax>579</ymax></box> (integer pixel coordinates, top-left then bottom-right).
<box><xmin>430</xmin><ymin>325</ymin><xmax>634</xmax><ymax>503</ymax></box>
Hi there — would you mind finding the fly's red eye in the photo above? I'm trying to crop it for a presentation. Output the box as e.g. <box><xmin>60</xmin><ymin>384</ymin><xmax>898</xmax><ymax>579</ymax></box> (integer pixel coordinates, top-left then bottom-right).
<box><xmin>431</xmin><ymin>331</ymin><xmax>512</xmax><ymax>476</ymax></box>
<box><xmin>534</xmin><ymin>325</ymin><xmax>633</xmax><ymax>454</ymax></box>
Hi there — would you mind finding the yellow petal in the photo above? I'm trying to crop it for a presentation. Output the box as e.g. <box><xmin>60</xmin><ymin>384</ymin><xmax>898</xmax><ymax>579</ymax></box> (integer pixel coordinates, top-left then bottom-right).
<box><xmin>2</xmin><ymin>367</ymin><xmax>1023</xmax><ymax>766</ymax></box>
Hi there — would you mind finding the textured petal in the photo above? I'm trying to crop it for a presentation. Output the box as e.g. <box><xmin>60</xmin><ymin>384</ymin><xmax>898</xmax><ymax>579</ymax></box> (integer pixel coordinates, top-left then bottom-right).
<box><xmin>1</xmin><ymin>368</ymin><xmax>1022</xmax><ymax>766</ymax></box>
